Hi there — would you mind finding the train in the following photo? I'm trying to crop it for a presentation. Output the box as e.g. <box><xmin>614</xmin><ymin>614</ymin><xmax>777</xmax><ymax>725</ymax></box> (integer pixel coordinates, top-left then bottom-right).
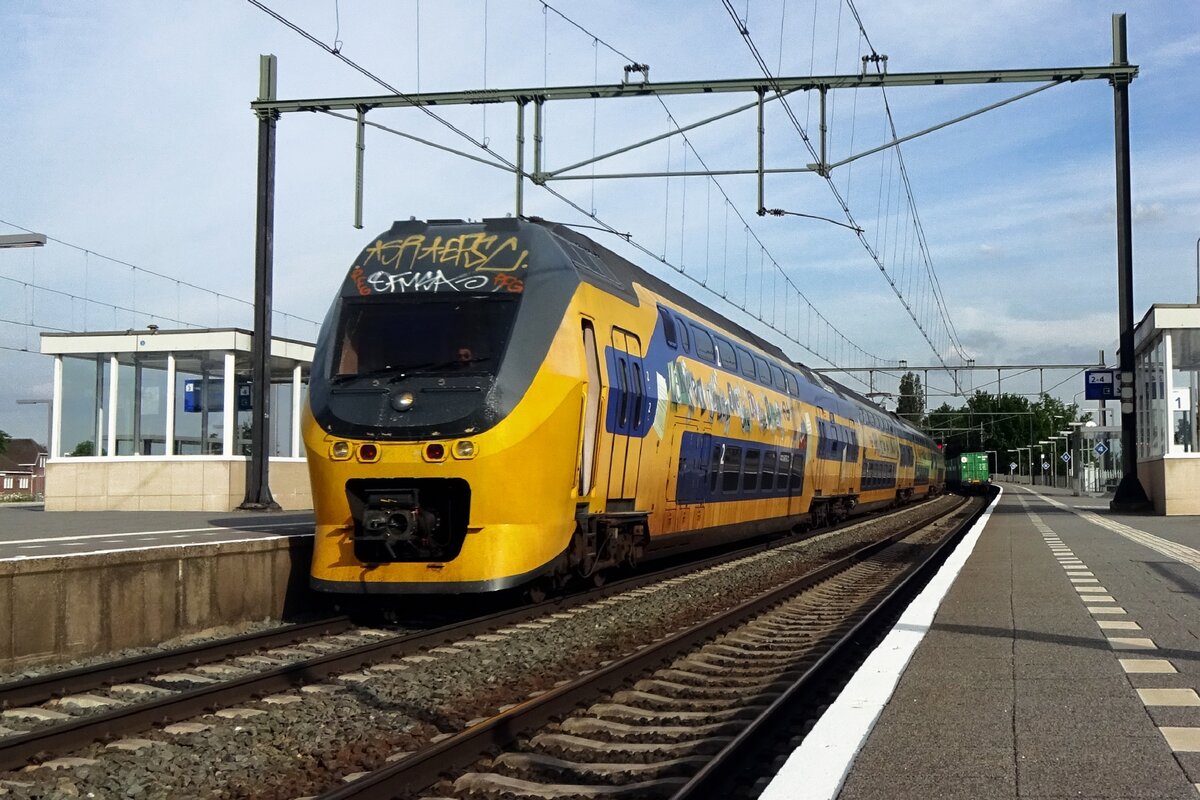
<box><xmin>302</xmin><ymin>217</ymin><xmax>945</xmax><ymax>597</ymax></box>
<box><xmin>946</xmin><ymin>451</ymin><xmax>991</xmax><ymax>493</ymax></box>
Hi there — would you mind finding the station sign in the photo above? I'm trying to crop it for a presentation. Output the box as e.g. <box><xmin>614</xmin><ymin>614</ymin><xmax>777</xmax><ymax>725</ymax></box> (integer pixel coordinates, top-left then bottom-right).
<box><xmin>184</xmin><ymin>380</ymin><xmax>252</xmax><ymax>412</ymax></box>
<box><xmin>1084</xmin><ymin>369</ymin><xmax>1119</xmax><ymax>400</ymax></box>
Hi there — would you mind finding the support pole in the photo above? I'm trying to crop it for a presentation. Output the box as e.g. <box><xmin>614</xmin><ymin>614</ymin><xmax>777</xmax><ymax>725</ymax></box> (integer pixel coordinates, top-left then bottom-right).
<box><xmin>241</xmin><ymin>54</ymin><xmax>281</xmax><ymax>511</ymax></box>
<box><xmin>515</xmin><ymin>99</ymin><xmax>526</xmax><ymax>217</ymax></box>
<box><xmin>1108</xmin><ymin>14</ymin><xmax>1150</xmax><ymax>512</ymax></box>
<box><xmin>756</xmin><ymin>88</ymin><xmax>765</xmax><ymax>212</ymax></box>
<box><xmin>533</xmin><ymin>98</ymin><xmax>544</xmax><ymax>184</ymax></box>
<box><xmin>354</xmin><ymin>107</ymin><xmax>365</xmax><ymax>230</ymax></box>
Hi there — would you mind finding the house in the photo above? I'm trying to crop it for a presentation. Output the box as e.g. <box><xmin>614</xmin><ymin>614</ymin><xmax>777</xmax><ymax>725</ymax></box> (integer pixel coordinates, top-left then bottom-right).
<box><xmin>0</xmin><ymin>439</ymin><xmax>48</xmax><ymax>499</ymax></box>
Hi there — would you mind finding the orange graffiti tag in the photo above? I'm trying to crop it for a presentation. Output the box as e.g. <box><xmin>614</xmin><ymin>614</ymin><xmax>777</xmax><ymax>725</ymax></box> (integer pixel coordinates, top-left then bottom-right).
<box><xmin>493</xmin><ymin>273</ymin><xmax>524</xmax><ymax>293</ymax></box>
<box><xmin>351</xmin><ymin>266</ymin><xmax>370</xmax><ymax>296</ymax></box>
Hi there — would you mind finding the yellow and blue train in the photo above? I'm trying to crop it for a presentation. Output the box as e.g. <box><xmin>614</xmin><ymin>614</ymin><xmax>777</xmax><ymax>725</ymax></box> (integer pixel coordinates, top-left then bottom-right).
<box><xmin>303</xmin><ymin>217</ymin><xmax>944</xmax><ymax>595</ymax></box>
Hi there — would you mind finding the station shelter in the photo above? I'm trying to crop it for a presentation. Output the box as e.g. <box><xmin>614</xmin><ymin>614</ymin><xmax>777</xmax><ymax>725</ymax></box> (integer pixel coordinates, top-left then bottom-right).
<box><xmin>1133</xmin><ymin>304</ymin><xmax>1200</xmax><ymax>515</ymax></box>
<box><xmin>40</xmin><ymin>328</ymin><xmax>314</xmax><ymax>511</ymax></box>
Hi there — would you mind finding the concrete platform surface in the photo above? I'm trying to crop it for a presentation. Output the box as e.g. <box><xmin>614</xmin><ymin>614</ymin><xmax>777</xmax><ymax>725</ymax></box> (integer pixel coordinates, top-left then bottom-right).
<box><xmin>0</xmin><ymin>504</ymin><xmax>313</xmax><ymax>560</ymax></box>
<box><xmin>834</xmin><ymin>485</ymin><xmax>1200</xmax><ymax>800</ymax></box>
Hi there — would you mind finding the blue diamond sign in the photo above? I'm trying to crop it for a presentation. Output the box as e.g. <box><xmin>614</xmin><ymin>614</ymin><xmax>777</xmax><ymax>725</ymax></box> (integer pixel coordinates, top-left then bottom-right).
<box><xmin>1061</xmin><ymin>452</ymin><xmax>1072</xmax><ymax>463</ymax></box>
<box><xmin>1042</xmin><ymin>460</ymin><xmax>1051</xmax><ymax>470</ymax></box>
<box><xmin>1094</xmin><ymin>441</ymin><xmax>1109</xmax><ymax>456</ymax></box>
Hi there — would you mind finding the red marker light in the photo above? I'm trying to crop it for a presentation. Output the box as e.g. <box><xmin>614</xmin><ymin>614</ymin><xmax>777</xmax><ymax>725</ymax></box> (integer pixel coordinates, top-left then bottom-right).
<box><xmin>359</xmin><ymin>443</ymin><xmax>378</xmax><ymax>461</ymax></box>
<box><xmin>426</xmin><ymin>443</ymin><xmax>446</xmax><ymax>460</ymax></box>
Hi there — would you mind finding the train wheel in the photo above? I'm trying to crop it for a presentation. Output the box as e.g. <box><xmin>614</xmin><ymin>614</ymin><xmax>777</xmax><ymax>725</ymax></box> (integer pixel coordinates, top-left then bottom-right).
<box><xmin>590</xmin><ymin>570</ymin><xmax>607</xmax><ymax>589</ymax></box>
<box><xmin>525</xmin><ymin>579</ymin><xmax>550</xmax><ymax>604</ymax></box>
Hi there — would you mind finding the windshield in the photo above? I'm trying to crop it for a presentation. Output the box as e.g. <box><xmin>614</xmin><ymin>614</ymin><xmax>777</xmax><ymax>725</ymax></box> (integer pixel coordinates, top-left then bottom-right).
<box><xmin>332</xmin><ymin>296</ymin><xmax>519</xmax><ymax>379</ymax></box>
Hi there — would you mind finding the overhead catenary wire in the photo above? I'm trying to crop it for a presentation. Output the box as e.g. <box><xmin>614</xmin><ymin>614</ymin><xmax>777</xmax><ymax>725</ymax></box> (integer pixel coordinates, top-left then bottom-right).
<box><xmin>720</xmin><ymin>0</ymin><xmax>969</xmax><ymax>387</ymax></box>
<box><xmin>249</xmin><ymin>0</ymin><xmax>887</xmax><ymax>384</ymax></box>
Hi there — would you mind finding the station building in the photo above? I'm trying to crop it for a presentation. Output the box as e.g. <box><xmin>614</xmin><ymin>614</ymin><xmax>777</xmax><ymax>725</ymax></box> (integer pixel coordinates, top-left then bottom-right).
<box><xmin>39</xmin><ymin>328</ymin><xmax>313</xmax><ymax>511</ymax></box>
<box><xmin>1133</xmin><ymin>304</ymin><xmax>1200</xmax><ymax>514</ymax></box>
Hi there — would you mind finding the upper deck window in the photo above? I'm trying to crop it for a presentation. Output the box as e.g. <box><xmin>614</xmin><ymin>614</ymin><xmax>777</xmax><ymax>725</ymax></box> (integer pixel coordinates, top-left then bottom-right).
<box><xmin>691</xmin><ymin>326</ymin><xmax>716</xmax><ymax>363</ymax></box>
<box><xmin>333</xmin><ymin>295</ymin><xmax>518</xmax><ymax>379</ymax></box>
<box><xmin>715</xmin><ymin>338</ymin><xmax>737</xmax><ymax>370</ymax></box>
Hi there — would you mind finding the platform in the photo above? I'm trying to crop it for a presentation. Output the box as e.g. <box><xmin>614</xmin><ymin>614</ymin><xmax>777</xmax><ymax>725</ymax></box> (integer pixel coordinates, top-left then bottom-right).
<box><xmin>0</xmin><ymin>506</ymin><xmax>317</xmax><ymax>669</ymax></box>
<box><xmin>764</xmin><ymin>484</ymin><xmax>1200</xmax><ymax>799</ymax></box>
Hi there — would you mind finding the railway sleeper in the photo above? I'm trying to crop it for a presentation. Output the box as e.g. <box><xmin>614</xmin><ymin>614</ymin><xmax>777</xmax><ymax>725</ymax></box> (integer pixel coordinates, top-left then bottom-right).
<box><xmin>453</xmin><ymin>769</ymin><xmax>687</xmax><ymax>798</ymax></box>
<box><xmin>609</xmin><ymin>689</ymin><xmax>750</xmax><ymax>712</ymax></box>
<box><xmin>490</xmin><ymin>750</ymin><xmax>710</xmax><ymax>784</ymax></box>
<box><xmin>528</xmin><ymin>732</ymin><xmax>735</xmax><ymax>762</ymax></box>
<box><xmin>632</xmin><ymin>677</ymin><xmax>793</xmax><ymax>700</ymax></box>
<box><xmin>655</xmin><ymin>668</ymin><xmax>794</xmax><ymax>688</ymax></box>
<box><xmin>674</xmin><ymin>656</ymin><xmax>814</xmax><ymax>678</ymax></box>
<box><xmin>657</xmin><ymin>667</ymin><xmax>807</xmax><ymax>689</ymax></box>
<box><xmin>560</xmin><ymin>716</ymin><xmax>746</xmax><ymax>743</ymax></box>
<box><xmin>588</xmin><ymin>702</ymin><xmax>766</xmax><ymax>726</ymax></box>
<box><xmin>701</xmin><ymin>643</ymin><xmax>809</xmax><ymax>661</ymax></box>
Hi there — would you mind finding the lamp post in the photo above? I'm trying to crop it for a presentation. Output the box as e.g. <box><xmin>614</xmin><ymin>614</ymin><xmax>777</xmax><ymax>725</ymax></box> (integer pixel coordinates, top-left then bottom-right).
<box><xmin>1016</xmin><ymin>446</ymin><xmax>1031</xmax><ymax>484</ymax></box>
<box><xmin>1052</xmin><ymin>434</ymin><xmax>1069</xmax><ymax>489</ymax></box>
<box><xmin>1038</xmin><ymin>440</ymin><xmax>1052</xmax><ymax>486</ymax></box>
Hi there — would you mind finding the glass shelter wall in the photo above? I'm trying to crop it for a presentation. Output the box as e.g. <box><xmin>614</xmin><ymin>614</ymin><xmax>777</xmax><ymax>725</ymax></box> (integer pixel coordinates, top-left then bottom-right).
<box><xmin>53</xmin><ymin>333</ymin><xmax>310</xmax><ymax>460</ymax></box>
<box><xmin>1136</xmin><ymin>325</ymin><xmax>1200</xmax><ymax>460</ymax></box>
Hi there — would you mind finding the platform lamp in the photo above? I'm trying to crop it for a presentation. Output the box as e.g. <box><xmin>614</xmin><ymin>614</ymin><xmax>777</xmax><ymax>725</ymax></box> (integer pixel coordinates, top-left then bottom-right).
<box><xmin>0</xmin><ymin>233</ymin><xmax>47</xmax><ymax>249</ymax></box>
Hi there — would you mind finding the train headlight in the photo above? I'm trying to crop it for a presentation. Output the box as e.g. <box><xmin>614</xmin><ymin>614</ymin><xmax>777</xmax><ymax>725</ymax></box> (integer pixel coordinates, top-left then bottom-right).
<box><xmin>391</xmin><ymin>391</ymin><xmax>415</xmax><ymax>412</ymax></box>
<box><xmin>453</xmin><ymin>440</ymin><xmax>477</xmax><ymax>459</ymax></box>
<box><xmin>330</xmin><ymin>441</ymin><xmax>352</xmax><ymax>460</ymax></box>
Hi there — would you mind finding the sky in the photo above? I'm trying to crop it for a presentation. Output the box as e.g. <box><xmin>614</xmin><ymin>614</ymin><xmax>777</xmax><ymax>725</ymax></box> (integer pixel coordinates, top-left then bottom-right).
<box><xmin>2</xmin><ymin>1</ymin><xmax>1198</xmax><ymax>446</ymax></box>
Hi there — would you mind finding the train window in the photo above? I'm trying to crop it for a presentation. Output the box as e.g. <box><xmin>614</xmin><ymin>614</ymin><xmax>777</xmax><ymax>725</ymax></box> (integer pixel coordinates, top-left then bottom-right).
<box><xmin>332</xmin><ymin>295</ymin><xmax>519</xmax><ymax>378</ymax></box>
<box><xmin>657</xmin><ymin>307</ymin><xmax>677</xmax><ymax>348</ymax></box>
<box><xmin>722</xmin><ymin>446</ymin><xmax>742</xmax><ymax>493</ymax></box>
<box><xmin>616</xmin><ymin>357</ymin><xmax>630</xmax><ymax>429</ymax></box>
<box><xmin>785</xmin><ymin>372</ymin><xmax>799</xmax><ymax>396</ymax></box>
<box><xmin>691</xmin><ymin>326</ymin><xmax>716</xmax><ymax>362</ymax></box>
<box><xmin>710</xmin><ymin>444</ymin><xmax>723</xmax><ymax>493</ymax></box>
<box><xmin>777</xmin><ymin>452</ymin><xmax>792</xmax><ymax>490</ymax></box>
<box><xmin>790</xmin><ymin>452</ymin><xmax>804</xmax><ymax>490</ymax></box>
<box><xmin>769</xmin><ymin>364</ymin><xmax>787</xmax><ymax>391</ymax></box>
<box><xmin>742</xmin><ymin>449</ymin><xmax>760</xmax><ymax>492</ymax></box>
<box><xmin>754</xmin><ymin>356</ymin><xmax>771</xmax><ymax>385</ymax></box>
<box><xmin>762</xmin><ymin>450</ymin><xmax>777</xmax><ymax>490</ymax></box>
<box><xmin>737</xmin><ymin>348</ymin><xmax>756</xmax><ymax>378</ymax></box>
<box><xmin>631</xmin><ymin>361</ymin><xmax>644</xmax><ymax>429</ymax></box>
<box><xmin>675</xmin><ymin>316</ymin><xmax>690</xmax><ymax>352</ymax></box>
<box><xmin>715</xmin><ymin>338</ymin><xmax>736</xmax><ymax>370</ymax></box>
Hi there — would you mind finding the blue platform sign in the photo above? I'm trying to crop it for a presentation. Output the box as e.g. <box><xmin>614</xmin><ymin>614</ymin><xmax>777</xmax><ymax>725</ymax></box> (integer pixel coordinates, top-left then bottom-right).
<box><xmin>183</xmin><ymin>380</ymin><xmax>252</xmax><ymax>412</ymax></box>
<box><xmin>1085</xmin><ymin>369</ymin><xmax>1119</xmax><ymax>400</ymax></box>
<box><xmin>1094</xmin><ymin>441</ymin><xmax>1109</xmax><ymax>456</ymax></box>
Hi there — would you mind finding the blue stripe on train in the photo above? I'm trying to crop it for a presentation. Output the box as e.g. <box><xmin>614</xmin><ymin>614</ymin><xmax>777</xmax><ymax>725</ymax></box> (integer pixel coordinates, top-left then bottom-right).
<box><xmin>675</xmin><ymin>430</ymin><xmax>808</xmax><ymax>505</ymax></box>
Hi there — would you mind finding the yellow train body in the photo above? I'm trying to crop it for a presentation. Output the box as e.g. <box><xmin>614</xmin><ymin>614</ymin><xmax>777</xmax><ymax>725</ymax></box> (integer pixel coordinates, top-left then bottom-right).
<box><xmin>305</xmin><ymin>218</ymin><xmax>943</xmax><ymax>595</ymax></box>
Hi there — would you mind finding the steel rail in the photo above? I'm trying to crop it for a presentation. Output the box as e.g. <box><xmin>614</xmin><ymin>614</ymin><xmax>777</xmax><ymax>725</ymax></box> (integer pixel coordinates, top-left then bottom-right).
<box><xmin>314</xmin><ymin>496</ymin><xmax>974</xmax><ymax>799</ymax></box>
<box><xmin>673</xmin><ymin>492</ymin><xmax>990</xmax><ymax>797</ymax></box>
<box><xmin>0</xmin><ymin>502</ymin><xmax>922</xmax><ymax>771</ymax></box>
<box><xmin>0</xmin><ymin>616</ymin><xmax>355</xmax><ymax>711</ymax></box>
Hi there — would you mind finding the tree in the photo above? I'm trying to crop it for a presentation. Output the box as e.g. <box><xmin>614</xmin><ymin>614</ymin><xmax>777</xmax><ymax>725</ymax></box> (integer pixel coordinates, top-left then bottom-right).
<box><xmin>897</xmin><ymin>372</ymin><xmax>925</xmax><ymax>426</ymax></box>
<box><xmin>0</xmin><ymin>428</ymin><xmax>9</xmax><ymax>456</ymax></box>
<box><xmin>69</xmin><ymin>440</ymin><xmax>95</xmax><ymax>457</ymax></box>
<box><xmin>924</xmin><ymin>390</ymin><xmax>1082</xmax><ymax>479</ymax></box>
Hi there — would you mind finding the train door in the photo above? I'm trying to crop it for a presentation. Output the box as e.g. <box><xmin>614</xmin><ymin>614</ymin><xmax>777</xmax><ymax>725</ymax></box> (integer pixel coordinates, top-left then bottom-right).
<box><xmin>666</xmin><ymin>426</ymin><xmax>705</xmax><ymax>534</ymax></box>
<box><xmin>604</xmin><ymin>328</ymin><xmax>644</xmax><ymax>507</ymax></box>
<box><xmin>578</xmin><ymin>320</ymin><xmax>603</xmax><ymax>497</ymax></box>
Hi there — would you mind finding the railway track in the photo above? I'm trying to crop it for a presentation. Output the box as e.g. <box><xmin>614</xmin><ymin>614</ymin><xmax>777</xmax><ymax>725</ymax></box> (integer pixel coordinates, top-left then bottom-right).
<box><xmin>315</xmin><ymin>495</ymin><xmax>983</xmax><ymax>800</ymax></box>
<box><xmin>0</xmin><ymin>496</ymin><xmax>967</xmax><ymax>795</ymax></box>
